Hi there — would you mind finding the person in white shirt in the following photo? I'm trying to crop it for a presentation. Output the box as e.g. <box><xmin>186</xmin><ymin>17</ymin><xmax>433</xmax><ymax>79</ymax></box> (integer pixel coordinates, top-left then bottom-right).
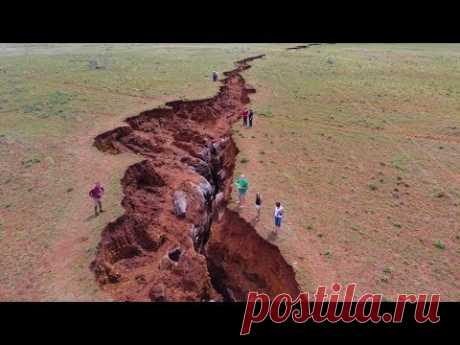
<box><xmin>273</xmin><ymin>201</ymin><xmax>284</xmax><ymax>235</ymax></box>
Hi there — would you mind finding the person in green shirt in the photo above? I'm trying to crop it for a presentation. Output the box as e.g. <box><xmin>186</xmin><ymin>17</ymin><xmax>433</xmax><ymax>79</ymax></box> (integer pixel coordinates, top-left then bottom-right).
<box><xmin>235</xmin><ymin>174</ymin><xmax>249</xmax><ymax>206</ymax></box>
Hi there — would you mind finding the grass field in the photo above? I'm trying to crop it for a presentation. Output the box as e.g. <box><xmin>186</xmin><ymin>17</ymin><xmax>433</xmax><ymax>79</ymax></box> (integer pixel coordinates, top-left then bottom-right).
<box><xmin>1</xmin><ymin>44</ymin><xmax>459</xmax><ymax>300</ymax></box>
<box><xmin>234</xmin><ymin>44</ymin><xmax>460</xmax><ymax>300</ymax></box>
<box><xmin>0</xmin><ymin>43</ymin><xmax>267</xmax><ymax>300</ymax></box>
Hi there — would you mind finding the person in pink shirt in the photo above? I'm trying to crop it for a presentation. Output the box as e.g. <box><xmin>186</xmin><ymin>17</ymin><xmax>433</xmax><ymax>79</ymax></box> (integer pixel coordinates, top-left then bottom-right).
<box><xmin>89</xmin><ymin>182</ymin><xmax>105</xmax><ymax>216</ymax></box>
<box><xmin>241</xmin><ymin>108</ymin><xmax>249</xmax><ymax>127</ymax></box>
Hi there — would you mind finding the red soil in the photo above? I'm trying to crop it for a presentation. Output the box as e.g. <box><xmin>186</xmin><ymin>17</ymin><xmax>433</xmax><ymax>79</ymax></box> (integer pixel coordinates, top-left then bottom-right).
<box><xmin>90</xmin><ymin>55</ymin><xmax>300</xmax><ymax>301</ymax></box>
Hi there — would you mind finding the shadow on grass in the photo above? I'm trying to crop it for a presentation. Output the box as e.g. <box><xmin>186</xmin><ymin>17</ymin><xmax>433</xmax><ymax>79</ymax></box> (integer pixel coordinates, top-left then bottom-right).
<box><xmin>84</xmin><ymin>214</ymin><xmax>97</xmax><ymax>222</ymax></box>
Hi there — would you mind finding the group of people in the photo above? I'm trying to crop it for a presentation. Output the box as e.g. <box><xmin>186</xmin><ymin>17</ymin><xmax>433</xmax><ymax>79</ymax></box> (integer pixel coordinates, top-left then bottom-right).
<box><xmin>241</xmin><ymin>108</ymin><xmax>255</xmax><ymax>128</ymax></box>
<box><xmin>235</xmin><ymin>174</ymin><xmax>284</xmax><ymax>236</ymax></box>
<box><xmin>212</xmin><ymin>72</ymin><xmax>255</xmax><ymax>128</ymax></box>
<box><xmin>89</xmin><ymin>73</ymin><xmax>280</xmax><ymax>235</ymax></box>
<box><xmin>234</xmin><ymin>107</ymin><xmax>283</xmax><ymax>235</ymax></box>
<box><xmin>89</xmin><ymin>174</ymin><xmax>284</xmax><ymax>236</ymax></box>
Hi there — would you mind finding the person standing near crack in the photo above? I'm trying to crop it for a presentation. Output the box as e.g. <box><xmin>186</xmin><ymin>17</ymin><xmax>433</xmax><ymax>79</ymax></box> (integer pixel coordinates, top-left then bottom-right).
<box><xmin>212</xmin><ymin>71</ymin><xmax>219</xmax><ymax>82</ymax></box>
<box><xmin>235</xmin><ymin>174</ymin><xmax>249</xmax><ymax>207</ymax></box>
<box><xmin>273</xmin><ymin>201</ymin><xmax>284</xmax><ymax>235</ymax></box>
<box><xmin>89</xmin><ymin>182</ymin><xmax>105</xmax><ymax>216</ymax></box>
<box><xmin>241</xmin><ymin>108</ymin><xmax>249</xmax><ymax>128</ymax></box>
<box><xmin>255</xmin><ymin>192</ymin><xmax>262</xmax><ymax>221</ymax></box>
<box><xmin>248</xmin><ymin>109</ymin><xmax>254</xmax><ymax>128</ymax></box>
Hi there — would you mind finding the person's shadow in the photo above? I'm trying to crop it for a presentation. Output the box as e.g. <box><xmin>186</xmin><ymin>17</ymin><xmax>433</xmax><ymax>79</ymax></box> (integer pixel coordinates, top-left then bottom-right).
<box><xmin>85</xmin><ymin>214</ymin><xmax>97</xmax><ymax>222</ymax></box>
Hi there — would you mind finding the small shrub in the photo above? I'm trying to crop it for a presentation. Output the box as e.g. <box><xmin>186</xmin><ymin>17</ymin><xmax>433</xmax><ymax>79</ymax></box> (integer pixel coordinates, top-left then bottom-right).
<box><xmin>391</xmin><ymin>158</ymin><xmax>405</xmax><ymax>171</ymax></box>
<box><xmin>88</xmin><ymin>59</ymin><xmax>106</xmax><ymax>70</ymax></box>
<box><xmin>434</xmin><ymin>240</ymin><xmax>445</xmax><ymax>250</ymax></box>
<box><xmin>22</xmin><ymin>158</ymin><xmax>41</xmax><ymax>168</ymax></box>
<box><xmin>436</xmin><ymin>191</ymin><xmax>446</xmax><ymax>198</ymax></box>
<box><xmin>383</xmin><ymin>267</ymin><xmax>392</xmax><ymax>275</ymax></box>
<box><xmin>259</xmin><ymin>111</ymin><xmax>273</xmax><ymax>118</ymax></box>
<box><xmin>368</xmin><ymin>183</ymin><xmax>378</xmax><ymax>191</ymax></box>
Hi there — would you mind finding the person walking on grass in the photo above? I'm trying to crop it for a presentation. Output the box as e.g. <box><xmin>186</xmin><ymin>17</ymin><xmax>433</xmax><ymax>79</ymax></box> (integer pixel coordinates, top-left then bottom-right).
<box><xmin>235</xmin><ymin>174</ymin><xmax>249</xmax><ymax>207</ymax></box>
<box><xmin>255</xmin><ymin>192</ymin><xmax>262</xmax><ymax>221</ymax></box>
<box><xmin>89</xmin><ymin>182</ymin><xmax>105</xmax><ymax>216</ymax></box>
<box><xmin>212</xmin><ymin>71</ymin><xmax>219</xmax><ymax>82</ymax></box>
<box><xmin>248</xmin><ymin>109</ymin><xmax>254</xmax><ymax>128</ymax></box>
<box><xmin>273</xmin><ymin>201</ymin><xmax>284</xmax><ymax>235</ymax></box>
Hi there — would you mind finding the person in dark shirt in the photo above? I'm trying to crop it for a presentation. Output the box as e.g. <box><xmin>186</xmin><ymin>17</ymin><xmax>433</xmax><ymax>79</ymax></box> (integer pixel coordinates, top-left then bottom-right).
<box><xmin>255</xmin><ymin>192</ymin><xmax>262</xmax><ymax>221</ymax></box>
<box><xmin>89</xmin><ymin>182</ymin><xmax>105</xmax><ymax>216</ymax></box>
<box><xmin>248</xmin><ymin>109</ymin><xmax>254</xmax><ymax>128</ymax></box>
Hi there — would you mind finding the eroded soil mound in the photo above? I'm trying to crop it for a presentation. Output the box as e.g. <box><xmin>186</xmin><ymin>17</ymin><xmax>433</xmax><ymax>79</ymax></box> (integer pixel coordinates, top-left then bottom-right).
<box><xmin>90</xmin><ymin>54</ymin><xmax>300</xmax><ymax>301</ymax></box>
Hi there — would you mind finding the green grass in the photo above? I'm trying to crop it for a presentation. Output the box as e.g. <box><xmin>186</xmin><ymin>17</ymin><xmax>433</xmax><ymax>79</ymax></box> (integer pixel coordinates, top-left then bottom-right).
<box><xmin>21</xmin><ymin>158</ymin><xmax>41</xmax><ymax>168</ymax></box>
<box><xmin>3</xmin><ymin>43</ymin><xmax>460</xmax><ymax>301</ymax></box>
<box><xmin>0</xmin><ymin>43</ymin><xmax>271</xmax><ymax>301</ymax></box>
<box><xmin>391</xmin><ymin>156</ymin><xmax>407</xmax><ymax>171</ymax></box>
<box><xmin>434</xmin><ymin>240</ymin><xmax>446</xmax><ymax>250</ymax></box>
<box><xmin>368</xmin><ymin>183</ymin><xmax>378</xmax><ymax>191</ymax></box>
<box><xmin>235</xmin><ymin>43</ymin><xmax>460</xmax><ymax>300</ymax></box>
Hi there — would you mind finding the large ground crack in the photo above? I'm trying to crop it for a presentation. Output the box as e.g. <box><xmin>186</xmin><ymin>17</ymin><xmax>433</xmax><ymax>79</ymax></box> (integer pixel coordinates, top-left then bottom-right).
<box><xmin>90</xmin><ymin>54</ymin><xmax>300</xmax><ymax>301</ymax></box>
<box><xmin>286</xmin><ymin>43</ymin><xmax>322</xmax><ymax>50</ymax></box>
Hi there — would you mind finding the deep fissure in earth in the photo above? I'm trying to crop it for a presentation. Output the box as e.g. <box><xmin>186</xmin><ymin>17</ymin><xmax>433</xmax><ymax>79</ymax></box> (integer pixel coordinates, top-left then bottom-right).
<box><xmin>286</xmin><ymin>43</ymin><xmax>322</xmax><ymax>50</ymax></box>
<box><xmin>90</xmin><ymin>55</ymin><xmax>300</xmax><ymax>301</ymax></box>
